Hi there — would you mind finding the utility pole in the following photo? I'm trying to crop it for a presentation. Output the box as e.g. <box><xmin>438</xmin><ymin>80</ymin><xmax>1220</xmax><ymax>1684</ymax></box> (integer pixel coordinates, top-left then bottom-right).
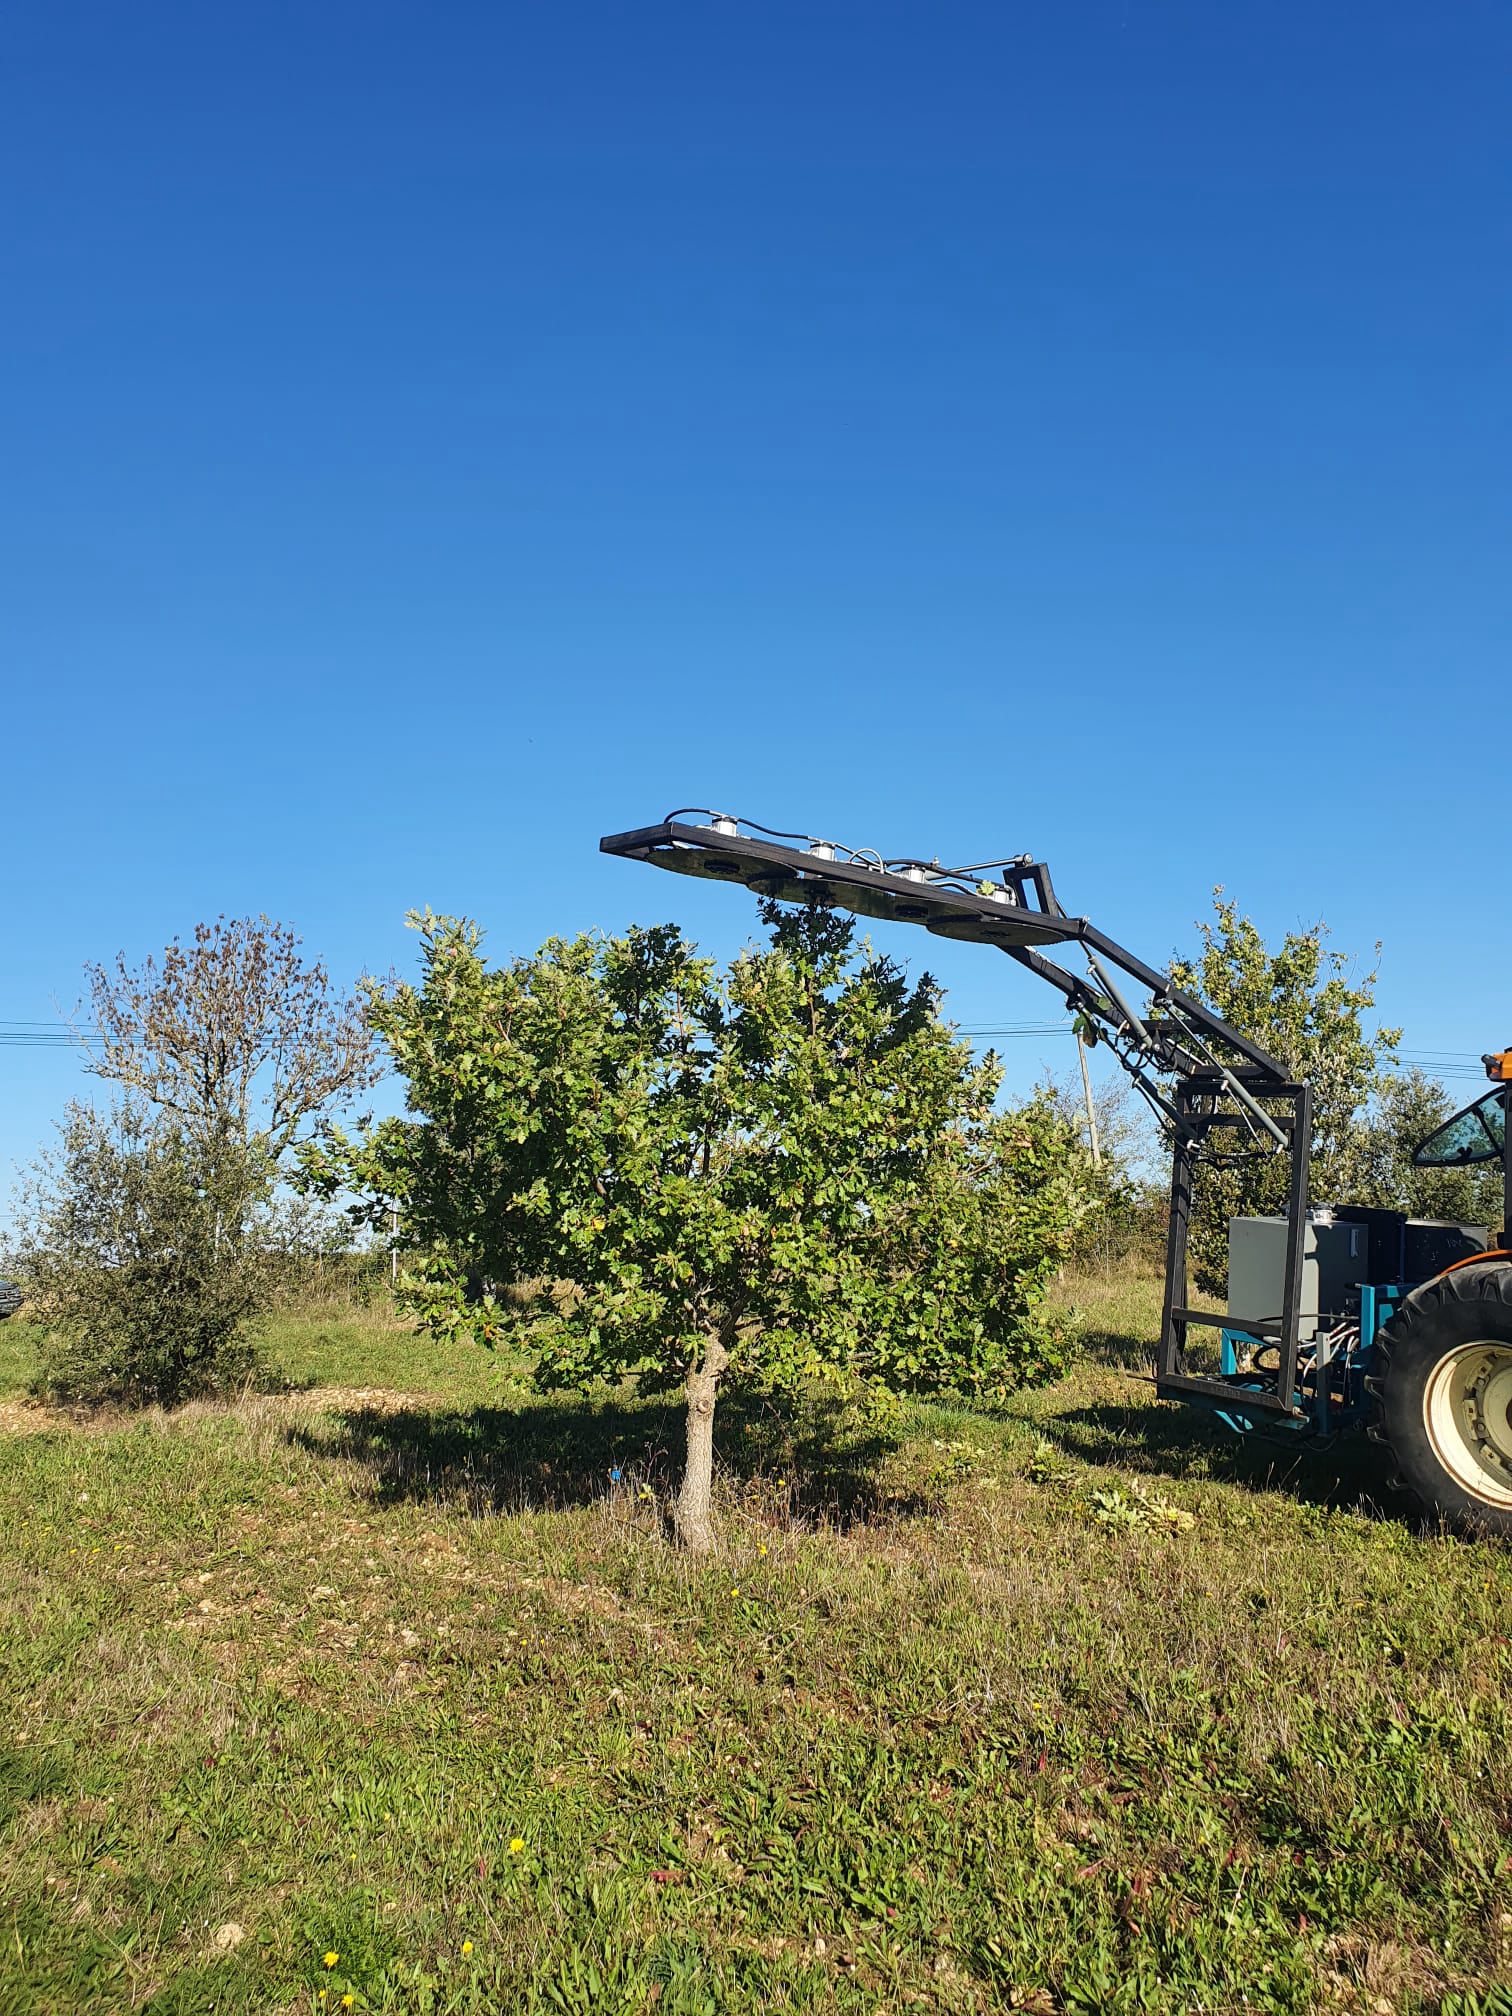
<box><xmin>1076</xmin><ymin>1031</ymin><xmax>1102</xmax><ymax>1167</ymax></box>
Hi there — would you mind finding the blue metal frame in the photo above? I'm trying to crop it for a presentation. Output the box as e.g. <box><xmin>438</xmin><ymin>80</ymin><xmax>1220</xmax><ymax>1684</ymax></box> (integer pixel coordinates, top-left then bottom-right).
<box><xmin>1211</xmin><ymin>1280</ymin><xmax>1405</xmax><ymax>1438</ymax></box>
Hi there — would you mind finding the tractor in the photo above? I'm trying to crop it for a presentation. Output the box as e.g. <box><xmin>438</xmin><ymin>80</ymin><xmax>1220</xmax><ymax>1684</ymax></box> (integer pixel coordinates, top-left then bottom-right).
<box><xmin>601</xmin><ymin>810</ymin><xmax>1512</xmax><ymax>1536</ymax></box>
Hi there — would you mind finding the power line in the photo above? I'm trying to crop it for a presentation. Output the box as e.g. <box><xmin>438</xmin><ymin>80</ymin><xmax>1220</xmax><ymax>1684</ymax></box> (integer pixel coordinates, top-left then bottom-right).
<box><xmin>0</xmin><ymin>1023</ymin><xmax>94</xmax><ymax>1048</ymax></box>
<box><xmin>0</xmin><ymin>1020</ymin><xmax>1496</xmax><ymax>1080</ymax></box>
<box><xmin>956</xmin><ymin>1024</ymin><xmax>1075</xmax><ymax>1038</ymax></box>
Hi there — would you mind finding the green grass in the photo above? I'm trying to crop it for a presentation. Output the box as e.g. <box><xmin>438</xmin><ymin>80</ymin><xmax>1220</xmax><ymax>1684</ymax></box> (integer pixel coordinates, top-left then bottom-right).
<box><xmin>252</xmin><ymin>1302</ymin><xmax>509</xmax><ymax>1404</ymax></box>
<box><xmin>2</xmin><ymin>1282</ymin><xmax>1512</xmax><ymax>2013</ymax></box>
<box><xmin>0</xmin><ymin>1321</ymin><xmax>46</xmax><ymax>1402</ymax></box>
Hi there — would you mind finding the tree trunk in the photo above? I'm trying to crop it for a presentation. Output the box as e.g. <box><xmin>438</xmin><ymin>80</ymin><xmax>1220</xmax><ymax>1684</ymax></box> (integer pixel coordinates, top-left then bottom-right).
<box><xmin>672</xmin><ymin>1326</ymin><xmax>730</xmax><ymax>1554</ymax></box>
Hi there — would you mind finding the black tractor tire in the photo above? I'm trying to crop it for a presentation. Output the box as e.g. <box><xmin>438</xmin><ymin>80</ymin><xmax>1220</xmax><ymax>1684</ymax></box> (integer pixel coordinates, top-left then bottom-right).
<box><xmin>1371</xmin><ymin>1260</ymin><xmax>1512</xmax><ymax>1538</ymax></box>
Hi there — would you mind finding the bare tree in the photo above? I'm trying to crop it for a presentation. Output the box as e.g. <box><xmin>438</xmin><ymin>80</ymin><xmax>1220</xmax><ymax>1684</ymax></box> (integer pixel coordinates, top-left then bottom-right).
<box><xmin>83</xmin><ymin>917</ymin><xmax>378</xmax><ymax>1165</ymax></box>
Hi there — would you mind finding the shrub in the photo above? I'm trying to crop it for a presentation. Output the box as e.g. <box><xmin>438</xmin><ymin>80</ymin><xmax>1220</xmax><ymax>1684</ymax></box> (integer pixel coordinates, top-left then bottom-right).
<box><xmin>11</xmin><ymin>1103</ymin><xmax>269</xmax><ymax>1407</ymax></box>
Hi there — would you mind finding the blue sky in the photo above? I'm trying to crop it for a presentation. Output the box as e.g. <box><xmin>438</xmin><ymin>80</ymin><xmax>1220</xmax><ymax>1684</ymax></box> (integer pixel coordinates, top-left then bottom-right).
<box><xmin>3</xmin><ymin>1</ymin><xmax>1508</xmax><ymax>1189</ymax></box>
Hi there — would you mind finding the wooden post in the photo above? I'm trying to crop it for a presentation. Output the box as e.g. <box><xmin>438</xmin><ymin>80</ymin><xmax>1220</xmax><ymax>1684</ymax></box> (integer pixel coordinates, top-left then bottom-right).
<box><xmin>1076</xmin><ymin>1032</ymin><xmax>1101</xmax><ymax>1166</ymax></box>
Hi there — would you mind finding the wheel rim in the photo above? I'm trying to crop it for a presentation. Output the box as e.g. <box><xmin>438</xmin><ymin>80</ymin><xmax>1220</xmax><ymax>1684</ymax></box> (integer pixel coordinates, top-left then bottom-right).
<box><xmin>1422</xmin><ymin>1341</ymin><xmax>1512</xmax><ymax>1510</ymax></box>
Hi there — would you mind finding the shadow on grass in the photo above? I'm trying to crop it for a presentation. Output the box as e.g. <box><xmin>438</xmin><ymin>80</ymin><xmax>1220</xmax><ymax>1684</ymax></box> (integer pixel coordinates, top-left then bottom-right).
<box><xmin>1073</xmin><ymin>1329</ymin><xmax>1159</xmax><ymax>1371</ymax></box>
<box><xmin>1047</xmin><ymin>1390</ymin><xmax>1395</xmax><ymax>1519</ymax></box>
<box><xmin>286</xmin><ymin>1387</ymin><xmax>916</xmax><ymax>1526</ymax></box>
<box><xmin>1052</xmin><ymin>1305</ymin><xmax>1410</xmax><ymax>1521</ymax></box>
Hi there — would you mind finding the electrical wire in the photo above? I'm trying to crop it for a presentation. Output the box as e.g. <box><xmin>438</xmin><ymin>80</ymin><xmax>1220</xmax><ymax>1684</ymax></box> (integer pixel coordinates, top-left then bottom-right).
<box><xmin>0</xmin><ymin>1023</ymin><xmax>94</xmax><ymax>1048</ymax></box>
<box><xmin>956</xmin><ymin>1023</ymin><xmax>1074</xmax><ymax>1037</ymax></box>
<box><xmin>659</xmin><ymin>810</ymin><xmax>1039</xmax><ymax>890</ymax></box>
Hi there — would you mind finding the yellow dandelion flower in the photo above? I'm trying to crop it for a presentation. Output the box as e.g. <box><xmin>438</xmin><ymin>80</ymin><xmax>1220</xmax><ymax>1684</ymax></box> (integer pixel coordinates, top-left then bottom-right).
<box><xmin>508</xmin><ymin>1836</ymin><xmax>525</xmax><ymax>1855</ymax></box>
<box><xmin>462</xmin><ymin>1940</ymin><xmax>474</xmax><ymax>1955</ymax></box>
<box><xmin>341</xmin><ymin>1999</ymin><xmax>355</xmax><ymax>2010</ymax></box>
<box><xmin>730</xmin><ymin>1586</ymin><xmax>739</xmax><ymax>1596</ymax></box>
<box><xmin>323</xmin><ymin>1951</ymin><xmax>339</xmax><ymax>1968</ymax></box>
<box><xmin>757</xmin><ymin>1545</ymin><xmax>767</xmax><ymax>1556</ymax></box>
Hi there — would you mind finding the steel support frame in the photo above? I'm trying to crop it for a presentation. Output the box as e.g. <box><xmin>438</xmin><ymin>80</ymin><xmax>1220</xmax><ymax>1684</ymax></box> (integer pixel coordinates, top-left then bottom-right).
<box><xmin>1155</xmin><ymin>1076</ymin><xmax>1313</xmax><ymax>1419</ymax></box>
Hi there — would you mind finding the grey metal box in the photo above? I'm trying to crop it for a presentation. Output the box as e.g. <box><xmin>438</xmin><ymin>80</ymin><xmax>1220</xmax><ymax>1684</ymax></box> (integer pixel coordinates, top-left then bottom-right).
<box><xmin>1227</xmin><ymin>1215</ymin><xmax>1372</xmax><ymax>1339</ymax></box>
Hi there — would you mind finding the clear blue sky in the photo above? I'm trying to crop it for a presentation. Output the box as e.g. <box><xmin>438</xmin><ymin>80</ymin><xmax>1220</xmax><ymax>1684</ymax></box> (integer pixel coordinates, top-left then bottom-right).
<box><xmin>3</xmin><ymin>1</ymin><xmax>1508</xmax><ymax>1189</ymax></box>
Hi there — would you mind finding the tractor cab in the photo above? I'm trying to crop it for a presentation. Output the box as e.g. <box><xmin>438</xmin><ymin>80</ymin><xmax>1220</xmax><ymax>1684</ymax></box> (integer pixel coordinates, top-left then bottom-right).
<box><xmin>1414</xmin><ymin>1078</ymin><xmax>1508</xmax><ymax>1177</ymax></box>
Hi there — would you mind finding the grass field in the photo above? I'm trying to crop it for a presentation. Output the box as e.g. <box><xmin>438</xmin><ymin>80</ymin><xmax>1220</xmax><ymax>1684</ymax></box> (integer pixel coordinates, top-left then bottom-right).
<box><xmin>2</xmin><ymin>1277</ymin><xmax>1512</xmax><ymax>2014</ymax></box>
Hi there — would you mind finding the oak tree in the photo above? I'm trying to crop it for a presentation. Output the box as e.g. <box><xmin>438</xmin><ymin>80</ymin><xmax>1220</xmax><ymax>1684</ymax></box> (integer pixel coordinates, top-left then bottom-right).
<box><xmin>1170</xmin><ymin>893</ymin><xmax>1400</xmax><ymax>1292</ymax></box>
<box><xmin>310</xmin><ymin>904</ymin><xmax>1090</xmax><ymax>1552</ymax></box>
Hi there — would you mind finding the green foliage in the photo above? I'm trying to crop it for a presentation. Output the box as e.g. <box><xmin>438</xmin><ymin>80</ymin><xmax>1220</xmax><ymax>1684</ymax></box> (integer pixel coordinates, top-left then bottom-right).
<box><xmin>1170</xmin><ymin>893</ymin><xmax>1400</xmax><ymax>1293</ymax></box>
<box><xmin>848</xmin><ymin>1095</ymin><xmax>1089</xmax><ymax>1397</ymax></box>
<box><xmin>307</xmin><ymin>904</ymin><xmax>1093</xmax><ymax>1524</ymax></box>
<box><xmin>1442</xmin><ymin>1990</ymin><xmax>1512</xmax><ymax>2016</ymax></box>
<box><xmin>253</xmin><ymin>1190</ymin><xmax>389</xmax><ymax>1310</ymax></box>
<box><xmin>1044</xmin><ymin>1072</ymin><xmax>1168</xmax><ymax>1270</ymax></box>
<box><xmin>10</xmin><ymin>1102</ymin><xmax>269</xmax><ymax>1407</ymax></box>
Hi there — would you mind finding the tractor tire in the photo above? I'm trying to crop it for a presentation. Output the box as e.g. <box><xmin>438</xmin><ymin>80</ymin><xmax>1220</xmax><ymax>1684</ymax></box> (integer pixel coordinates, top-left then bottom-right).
<box><xmin>1371</xmin><ymin>1260</ymin><xmax>1512</xmax><ymax>1537</ymax></box>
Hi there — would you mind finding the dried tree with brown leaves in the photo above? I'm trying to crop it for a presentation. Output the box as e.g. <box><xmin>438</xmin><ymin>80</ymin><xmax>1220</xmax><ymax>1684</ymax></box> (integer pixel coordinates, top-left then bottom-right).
<box><xmin>84</xmin><ymin>917</ymin><xmax>378</xmax><ymax>1167</ymax></box>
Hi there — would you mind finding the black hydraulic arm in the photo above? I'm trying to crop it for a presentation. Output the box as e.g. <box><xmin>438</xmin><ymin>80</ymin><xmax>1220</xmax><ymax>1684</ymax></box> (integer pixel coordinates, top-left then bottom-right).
<box><xmin>599</xmin><ymin>812</ymin><xmax>1289</xmax><ymax>1089</ymax></box>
